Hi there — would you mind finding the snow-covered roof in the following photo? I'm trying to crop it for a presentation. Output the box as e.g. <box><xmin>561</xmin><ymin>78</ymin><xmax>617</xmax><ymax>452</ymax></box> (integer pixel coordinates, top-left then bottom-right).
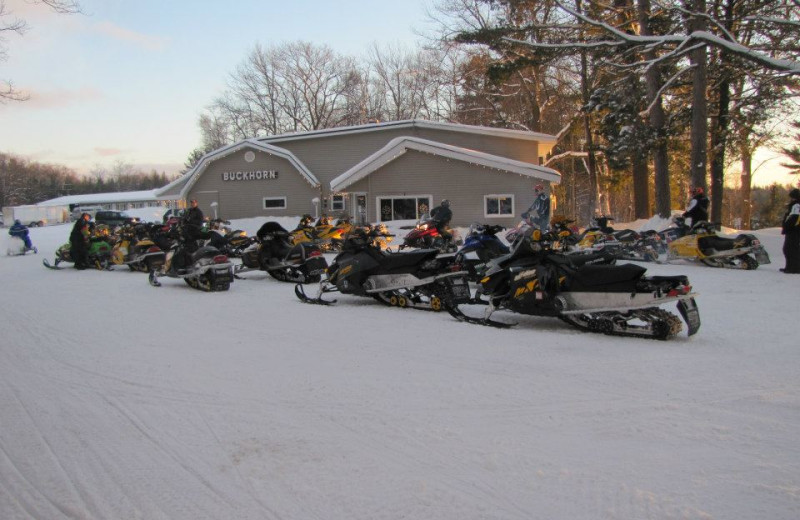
<box><xmin>154</xmin><ymin>140</ymin><xmax>319</xmax><ymax>199</ymax></box>
<box><xmin>37</xmin><ymin>190</ymin><xmax>159</xmax><ymax>207</ymax></box>
<box><xmin>330</xmin><ymin>136</ymin><xmax>561</xmax><ymax>192</ymax></box>
<box><xmin>260</xmin><ymin>119</ymin><xmax>558</xmax><ymax>146</ymax></box>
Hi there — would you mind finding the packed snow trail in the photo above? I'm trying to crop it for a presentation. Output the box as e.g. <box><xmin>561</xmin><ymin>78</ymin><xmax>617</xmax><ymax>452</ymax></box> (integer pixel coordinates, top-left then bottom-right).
<box><xmin>0</xmin><ymin>221</ymin><xmax>798</xmax><ymax>519</ymax></box>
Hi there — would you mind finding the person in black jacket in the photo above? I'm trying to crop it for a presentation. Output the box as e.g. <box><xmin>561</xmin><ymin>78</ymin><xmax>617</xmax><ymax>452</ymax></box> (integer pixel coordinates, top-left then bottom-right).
<box><xmin>781</xmin><ymin>188</ymin><xmax>800</xmax><ymax>274</ymax></box>
<box><xmin>683</xmin><ymin>186</ymin><xmax>710</xmax><ymax>226</ymax></box>
<box><xmin>69</xmin><ymin>213</ymin><xmax>91</xmax><ymax>269</ymax></box>
<box><xmin>182</xmin><ymin>199</ymin><xmax>207</xmax><ymax>241</ymax></box>
<box><xmin>430</xmin><ymin>199</ymin><xmax>453</xmax><ymax>240</ymax></box>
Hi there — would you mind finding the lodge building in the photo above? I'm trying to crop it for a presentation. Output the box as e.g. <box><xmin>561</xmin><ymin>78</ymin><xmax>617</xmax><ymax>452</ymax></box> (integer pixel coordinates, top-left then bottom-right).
<box><xmin>155</xmin><ymin>119</ymin><xmax>561</xmax><ymax>227</ymax></box>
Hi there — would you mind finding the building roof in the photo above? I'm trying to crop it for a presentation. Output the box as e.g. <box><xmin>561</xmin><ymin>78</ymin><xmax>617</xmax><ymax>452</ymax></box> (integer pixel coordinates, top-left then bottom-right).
<box><xmin>154</xmin><ymin>140</ymin><xmax>319</xmax><ymax>199</ymax></box>
<box><xmin>260</xmin><ymin>119</ymin><xmax>558</xmax><ymax>146</ymax></box>
<box><xmin>331</xmin><ymin>136</ymin><xmax>561</xmax><ymax>192</ymax></box>
<box><xmin>37</xmin><ymin>190</ymin><xmax>159</xmax><ymax>207</ymax></box>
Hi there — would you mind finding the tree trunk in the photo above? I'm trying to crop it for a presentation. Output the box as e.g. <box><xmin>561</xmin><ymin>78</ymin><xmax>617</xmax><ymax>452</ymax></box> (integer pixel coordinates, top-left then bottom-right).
<box><xmin>688</xmin><ymin>0</ymin><xmax>708</xmax><ymax>191</ymax></box>
<box><xmin>710</xmin><ymin>76</ymin><xmax>729</xmax><ymax>224</ymax></box>
<box><xmin>638</xmin><ymin>0</ymin><xmax>671</xmax><ymax>217</ymax></box>
<box><xmin>740</xmin><ymin>146</ymin><xmax>752</xmax><ymax>229</ymax></box>
<box><xmin>632</xmin><ymin>154</ymin><xmax>650</xmax><ymax>218</ymax></box>
<box><xmin>578</xmin><ymin>0</ymin><xmax>598</xmax><ymax>225</ymax></box>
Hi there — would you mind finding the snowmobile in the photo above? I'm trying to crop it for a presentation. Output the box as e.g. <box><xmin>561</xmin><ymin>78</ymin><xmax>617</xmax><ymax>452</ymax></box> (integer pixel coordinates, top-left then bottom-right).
<box><xmin>448</xmin><ymin>228</ymin><xmax>700</xmax><ymax>340</ymax></box>
<box><xmin>207</xmin><ymin>219</ymin><xmax>251</xmax><ymax>258</ymax></box>
<box><xmin>399</xmin><ymin>214</ymin><xmax>461</xmax><ymax>253</ymax></box>
<box><xmin>665</xmin><ymin>221</ymin><xmax>770</xmax><ymax>269</ymax></box>
<box><xmin>148</xmin><ymin>226</ymin><xmax>233</xmax><ymax>291</ymax></box>
<box><xmin>236</xmin><ymin>221</ymin><xmax>328</xmax><ymax>284</ymax></box>
<box><xmin>454</xmin><ymin>223</ymin><xmax>510</xmax><ymax>281</ymax></box>
<box><xmin>6</xmin><ymin>236</ymin><xmax>37</xmax><ymax>256</ymax></box>
<box><xmin>288</xmin><ymin>214</ymin><xmax>317</xmax><ymax>245</ymax></box>
<box><xmin>42</xmin><ymin>236</ymin><xmax>113</xmax><ymax>270</ymax></box>
<box><xmin>548</xmin><ymin>216</ymin><xmax>581</xmax><ymax>252</ymax></box>
<box><xmin>110</xmin><ymin>225</ymin><xmax>166</xmax><ymax>272</ymax></box>
<box><xmin>295</xmin><ymin>228</ymin><xmax>472</xmax><ymax>312</ymax></box>
<box><xmin>312</xmin><ymin>216</ymin><xmax>353</xmax><ymax>252</ymax></box>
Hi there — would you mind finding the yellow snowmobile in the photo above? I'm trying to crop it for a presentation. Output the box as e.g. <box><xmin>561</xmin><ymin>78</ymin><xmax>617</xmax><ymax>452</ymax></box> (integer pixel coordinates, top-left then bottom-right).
<box><xmin>666</xmin><ymin>221</ymin><xmax>770</xmax><ymax>269</ymax></box>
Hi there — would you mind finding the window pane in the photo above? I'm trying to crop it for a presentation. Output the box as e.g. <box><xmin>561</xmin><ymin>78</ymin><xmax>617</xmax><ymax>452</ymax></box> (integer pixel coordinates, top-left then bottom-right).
<box><xmin>393</xmin><ymin>198</ymin><xmax>417</xmax><ymax>220</ymax></box>
<box><xmin>264</xmin><ymin>198</ymin><xmax>286</xmax><ymax>209</ymax></box>
<box><xmin>486</xmin><ymin>198</ymin><xmax>499</xmax><ymax>215</ymax></box>
<box><xmin>417</xmin><ymin>198</ymin><xmax>430</xmax><ymax>217</ymax></box>
<box><xmin>499</xmin><ymin>197</ymin><xmax>512</xmax><ymax>215</ymax></box>
<box><xmin>380</xmin><ymin>199</ymin><xmax>393</xmax><ymax>220</ymax></box>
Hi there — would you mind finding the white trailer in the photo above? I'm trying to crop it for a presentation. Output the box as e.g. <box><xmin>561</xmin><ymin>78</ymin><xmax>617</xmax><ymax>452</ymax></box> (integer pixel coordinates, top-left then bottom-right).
<box><xmin>2</xmin><ymin>205</ymin><xmax>70</xmax><ymax>227</ymax></box>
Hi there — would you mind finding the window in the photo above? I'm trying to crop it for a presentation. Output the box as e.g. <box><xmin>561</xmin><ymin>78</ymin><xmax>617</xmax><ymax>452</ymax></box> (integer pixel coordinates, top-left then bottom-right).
<box><xmin>484</xmin><ymin>195</ymin><xmax>514</xmax><ymax>218</ymax></box>
<box><xmin>263</xmin><ymin>197</ymin><xmax>287</xmax><ymax>210</ymax></box>
<box><xmin>377</xmin><ymin>195</ymin><xmax>431</xmax><ymax>222</ymax></box>
<box><xmin>331</xmin><ymin>194</ymin><xmax>345</xmax><ymax>211</ymax></box>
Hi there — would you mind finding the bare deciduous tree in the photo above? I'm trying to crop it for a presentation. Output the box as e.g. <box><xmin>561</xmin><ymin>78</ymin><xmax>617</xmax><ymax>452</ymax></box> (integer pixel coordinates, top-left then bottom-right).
<box><xmin>0</xmin><ymin>0</ymin><xmax>81</xmax><ymax>103</ymax></box>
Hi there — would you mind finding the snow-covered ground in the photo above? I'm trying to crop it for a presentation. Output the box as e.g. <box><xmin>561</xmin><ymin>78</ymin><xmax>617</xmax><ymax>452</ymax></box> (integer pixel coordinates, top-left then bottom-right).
<box><xmin>1</xmin><ymin>212</ymin><xmax>798</xmax><ymax>519</ymax></box>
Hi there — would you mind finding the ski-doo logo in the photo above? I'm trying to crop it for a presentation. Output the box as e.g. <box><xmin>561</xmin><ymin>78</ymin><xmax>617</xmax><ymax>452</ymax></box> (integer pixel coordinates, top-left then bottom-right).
<box><xmin>222</xmin><ymin>170</ymin><xmax>279</xmax><ymax>181</ymax></box>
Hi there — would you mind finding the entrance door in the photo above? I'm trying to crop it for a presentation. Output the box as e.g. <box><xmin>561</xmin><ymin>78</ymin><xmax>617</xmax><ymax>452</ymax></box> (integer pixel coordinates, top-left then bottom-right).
<box><xmin>353</xmin><ymin>193</ymin><xmax>367</xmax><ymax>225</ymax></box>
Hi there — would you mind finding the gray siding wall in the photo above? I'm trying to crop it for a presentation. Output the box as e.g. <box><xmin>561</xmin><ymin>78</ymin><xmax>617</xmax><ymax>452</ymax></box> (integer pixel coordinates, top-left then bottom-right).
<box><xmin>188</xmin><ymin>149</ymin><xmax>319</xmax><ymax>220</ymax></box>
<box><xmin>271</xmin><ymin>125</ymin><xmax>543</xmax><ymax>195</ymax></box>
<box><xmin>346</xmin><ymin>150</ymin><xmax>542</xmax><ymax>228</ymax></box>
<box><xmin>413</xmin><ymin>128</ymin><xmax>541</xmax><ymax>165</ymax></box>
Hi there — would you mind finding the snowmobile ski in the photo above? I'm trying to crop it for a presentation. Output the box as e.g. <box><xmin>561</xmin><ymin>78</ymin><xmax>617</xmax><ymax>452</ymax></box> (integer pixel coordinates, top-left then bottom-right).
<box><xmin>295</xmin><ymin>283</ymin><xmax>337</xmax><ymax>305</ymax></box>
<box><xmin>42</xmin><ymin>259</ymin><xmax>63</xmax><ymax>270</ymax></box>
<box><xmin>446</xmin><ymin>305</ymin><xmax>517</xmax><ymax>328</ymax></box>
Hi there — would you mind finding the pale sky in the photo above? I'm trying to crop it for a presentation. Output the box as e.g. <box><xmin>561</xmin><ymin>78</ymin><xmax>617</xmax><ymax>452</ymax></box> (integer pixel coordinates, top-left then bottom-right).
<box><xmin>0</xmin><ymin>0</ymin><xmax>796</xmax><ymax>188</ymax></box>
<box><xmin>0</xmin><ymin>0</ymin><xmax>432</xmax><ymax>175</ymax></box>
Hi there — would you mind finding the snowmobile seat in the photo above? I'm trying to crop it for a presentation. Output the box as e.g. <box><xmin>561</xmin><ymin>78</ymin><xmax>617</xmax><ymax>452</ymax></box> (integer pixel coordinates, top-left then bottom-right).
<box><xmin>568</xmin><ymin>263</ymin><xmax>646</xmax><ymax>292</ymax></box>
<box><xmin>191</xmin><ymin>245</ymin><xmax>223</xmax><ymax>262</ymax></box>
<box><xmin>637</xmin><ymin>275</ymin><xmax>690</xmax><ymax>293</ymax></box>
<box><xmin>257</xmin><ymin>222</ymin><xmax>289</xmax><ymax>241</ymax></box>
<box><xmin>380</xmin><ymin>249</ymin><xmax>439</xmax><ymax>270</ymax></box>
<box><xmin>552</xmin><ymin>251</ymin><xmax>616</xmax><ymax>268</ymax></box>
<box><xmin>698</xmin><ymin>235</ymin><xmax>740</xmax><ymax>252</ymax></box>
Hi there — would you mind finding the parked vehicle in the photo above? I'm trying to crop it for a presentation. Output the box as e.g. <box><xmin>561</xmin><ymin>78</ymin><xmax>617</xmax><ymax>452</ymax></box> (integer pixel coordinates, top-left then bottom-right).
<box><xmin>148</xmin><ymin>225</ymin><xmax>233</xmax><ymax>291</ymax></box>
<box><xmin>110</xmin><ymin>224</ymin><xmax>166</xmax><ymax>272</ymax></box>
<box><xmin>43</xmin><ymin>236</ymin><xmax>113</xmax><ymax>270</ymax></box>
<box><xmin>666</xmin><ymin>220</ymin><xmax>770</xmax><ymax>269</ymax></box>
<box><xmin>454</xmin><ymin>223</ymin><xmax>509</xmax><ymax>281</ymax></box>
<box><xmin>95</xmin><ymin>210</ymin><xmax>139</xmax><ymax>228</ymax></box>
<box><xmin>236</xmin><ymin>221</ymin><xmax>328</xmax><ymax>284</ymax></box>
<box><xmin>3</xmin><ymin>204</ymin><xmax>69</xmax><ymax>227</ymax></box>
<box><xmin>296</xmin><ymin>227</ymin><xmax>471</xmax><ymax>311</ymax></box>
<box><xmin>448</xmin><ymin>228</ymin><xmax>700</xmax><ymax>340</ymax></box>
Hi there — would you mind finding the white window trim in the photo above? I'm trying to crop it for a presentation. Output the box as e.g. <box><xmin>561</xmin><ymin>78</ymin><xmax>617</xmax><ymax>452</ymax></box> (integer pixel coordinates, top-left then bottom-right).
<box><xmin>376</xmin><ymin>194</ymin><xmax>433</xmax><ymax>222</ymax></box>
<box><xmin>484</xmin><ymin>194</ymin><xmax>514</xmax><ymax>218</ymax></box>
<box><xmin>331</xmin><ymin>194</ymin><xmax>346</xmax><ymax>211</ymax></box>
<box><xmin>263</xmin><ymin>196</ymin><xmax>287</xmax><ymax>210</ymax></box>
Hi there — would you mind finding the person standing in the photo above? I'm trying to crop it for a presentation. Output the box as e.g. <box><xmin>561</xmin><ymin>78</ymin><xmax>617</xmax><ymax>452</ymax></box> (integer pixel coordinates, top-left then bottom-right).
<box><xmin>526</xmin><ymin>184</ymin><xmax>551</xmax><ymax>231</ymax></box>
<box><xmin>781</xmin><ymin>188</ymin><xmax>800</xmax><ymax>274</ymax></box>
<box><xmin>69</xmin><ymin>213</ymin><xmax>91</xmax><ymax>269</ymax></box>
<box><xmin>683</xmin><ymin>186</ymin><xmax>710</xmax><ymax>226</ymax></box>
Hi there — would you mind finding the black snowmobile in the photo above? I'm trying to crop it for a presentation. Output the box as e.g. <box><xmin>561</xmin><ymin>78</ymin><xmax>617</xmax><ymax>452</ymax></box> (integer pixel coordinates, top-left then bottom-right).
<box><xmin>295</xmin><ymin>228</ymin><xmax>471</xmax><ymax>311</ymax></box>
<box><xmin>148</xmin><ymin>225</ymin><xmax>234</xmax><ymax>291</ymax></box>
<box><xmin>236</xmin><ymin>221</ymin><xmax>328</xmax><ymax>284</ymax></box>
<box><xmin>449</xmin><ymin>228</ymin><xmax>700</xmax><ymax>340</ymax></box>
